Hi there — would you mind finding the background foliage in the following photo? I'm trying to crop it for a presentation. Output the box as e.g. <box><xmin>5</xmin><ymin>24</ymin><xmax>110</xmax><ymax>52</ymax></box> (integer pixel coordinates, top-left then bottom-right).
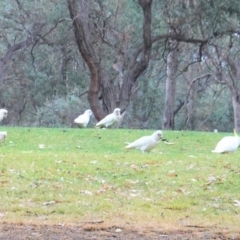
<box><xmin>0</xmin><ymin>0</ymin><xmax>240</xmax><ymax>132</ymax></box>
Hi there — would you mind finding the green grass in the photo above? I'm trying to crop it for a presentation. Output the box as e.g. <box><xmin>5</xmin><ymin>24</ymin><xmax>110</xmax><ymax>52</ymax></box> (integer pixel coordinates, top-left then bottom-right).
<box><xmin>0</xmin><ymin>127</ymin><xmax>239</xmax><ymax>230</ymax></box>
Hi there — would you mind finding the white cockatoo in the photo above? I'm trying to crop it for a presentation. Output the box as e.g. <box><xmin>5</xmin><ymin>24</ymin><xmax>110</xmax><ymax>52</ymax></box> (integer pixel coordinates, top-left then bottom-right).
<box><xmin>74</xmin><ymin>109</ymin><xmax>92</xmax><ymax>128</ymax></box>
<box><xmin>96</xmin><ymin>108</ymin><xmax>121</xmax><ymax>128</ymax></box>
<box><xmin>0</xmin><ymin>109</ymin><xmax>7</xmax><ymax>122</ymax></box>
<box><xmin>0</xmin><ymin>131</ymin><xmax>7</xmax><ymax>141</ymax></box>
<box><xmin>125</xmin><ymin>130</ymin><xmax>163</xmax><ymax>153</ymax></box>
<box><xmin>212</xmin><ymin>129</ymin><xmax>240</xmax><ymax>153</ymax></box>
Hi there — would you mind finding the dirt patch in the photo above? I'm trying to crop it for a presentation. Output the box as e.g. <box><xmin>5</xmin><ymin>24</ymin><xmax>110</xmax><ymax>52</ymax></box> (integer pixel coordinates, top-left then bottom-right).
<box><xmin>0</xmin><ymin>222</ymin><xmax>239</xmax><ymax>240</ymax></box>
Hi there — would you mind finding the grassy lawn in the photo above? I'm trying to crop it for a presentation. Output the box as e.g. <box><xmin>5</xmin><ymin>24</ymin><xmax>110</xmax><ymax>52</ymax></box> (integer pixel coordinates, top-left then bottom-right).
<box><xmin>0</xmin><ymin>127</ymin><xmax>239</xmax><ymax>231</ymax></box>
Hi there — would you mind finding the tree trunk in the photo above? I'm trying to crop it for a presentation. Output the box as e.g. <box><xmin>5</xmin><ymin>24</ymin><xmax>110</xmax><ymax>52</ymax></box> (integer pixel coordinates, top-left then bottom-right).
<box><xmin>183</xmin><ymin>66</ymin><xmax>204</xmax><ymax>130</ymax></box>
<box><xmin>232</xmin><ymin>92</ymin><xmax>240</xmax><ymax>132</ymax></box>
<box><xmin>119</xmin><ymin>0</ymin><xmax>153</xmax><ymax>112</ymax></box>
<box><xmin>226</xmin><ymin>57</ymin><xmax>240</xmax><ymax>132</ymax></box>
<box><xmin>185</xmin><ymin>80</ymin><xmax>198</xmax><ymax>130</ymax></box>
<box><xmin>67</xmin><ymin>0</ymin><xmax>153</xmax><ymax>120</ymax></box>
<box><xmin>162</xmin><ymin>39</ymin><xmax>178</xmax><ymax>130</ymax></box>
<box><xmin>209</xmin><ymin>41</ymin><xmax>240</xmax><ymax>133</ymax></box>
<box><xmin>67</xmin><ymin>0</ymin><xmax>105</xmax><ymax>120</ymax></box>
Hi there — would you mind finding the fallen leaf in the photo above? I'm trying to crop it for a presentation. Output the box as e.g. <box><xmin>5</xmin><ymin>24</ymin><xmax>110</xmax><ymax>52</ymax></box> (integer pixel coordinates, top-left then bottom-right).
<box><xmin>208</xmin><ymin>176</ymin><xmax>216</xmax><ymax>183</ymax></box>
<box><xmin>90</xmin><ymin>160</ymin><xmax>98</xmax><ymax>164</ymax></box>
<box><xmin>130</xmin><ymin>164</ymin><xmax>138</xmax><ymax>169</ymax></box>
<box><xmin>80</xmin><ymin>190</ymin><xmax>93</xmax><ymax>196</ymax></box>
<box><xmin>125</xmin><ymin>179</ymin><xmax>139</xmax><ymax>184</ymax></box>
<box><xmin>167</xmin><ymin>170</ymin><xmax>177</xmax><ymax>177</ymax></box>
<box><xmin>43</xmin><ymin>200</ymin><xmax>56</xmax><ymax>206</ymax></box>
<box><xmin>187</xmin><ymin>165</ymin><xmax>194</xmax><ymax>170</ymax></box>
<box><xmin>38</xmin><ymin>144</ymin><xmax>45</xmax><ymax>149</ymax></box>
<box><xmin>163</xmin><ymin>141</ymin><xmax>174</xmax><ymax>145</ymax></box>
<box><xmin>233</xmin><ymin>200</ymin><xmax>240</xmax><ymax>207</ymax></box>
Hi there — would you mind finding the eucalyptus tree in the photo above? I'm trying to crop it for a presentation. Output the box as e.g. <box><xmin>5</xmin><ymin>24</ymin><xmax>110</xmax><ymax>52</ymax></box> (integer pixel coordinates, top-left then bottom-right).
<box><xmin>159</xmin><ymin>0</ymin><xmax>240</xmax><ymax>131</ymax></box>
<box><xmin>67</xmin><ymin>0</ymin><xmax>153</xmax><ymax>121</ymax></box>
<box><xmin>205</xmin><ymin>35</ymin><xmax>240</xmax><ymax>132</ymax></box>
<box><xmin>67</xmin><ymin>0</ymin><xmax>210</xmax><ymax>126</ymax></box>
<box><xmin>193</xmin><ymin>0</ymin><xmax>240</xmax><ymax>132</ymax></box>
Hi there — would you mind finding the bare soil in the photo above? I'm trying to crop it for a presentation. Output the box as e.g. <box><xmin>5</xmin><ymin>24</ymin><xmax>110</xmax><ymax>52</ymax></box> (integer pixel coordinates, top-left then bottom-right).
<box><xmin>0</xmin><ymin>221</ymin><xmax>239</xmax><ymax>240</ymax></box>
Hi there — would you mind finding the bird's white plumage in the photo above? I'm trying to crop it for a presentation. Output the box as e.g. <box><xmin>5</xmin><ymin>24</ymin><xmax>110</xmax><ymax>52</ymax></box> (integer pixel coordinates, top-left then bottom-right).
<box><xmin>212</xmin><ymin>136</ymin><xmax>240</xmax><ymax>153</ymax></box>
<box><xmin>0</xmin><ymin>109</ymin><xmax>7</xmax><ymax>122</ymax></box>
<box><xmin>125</xmin><ymin>130</ymin><xmax>163</xmax><ymax>153</ymax></box>
<box><xmin>96</xmin><ymin>108</ymin><xmax>121</xmax><ymax>128</ymax></box>
<box><xmin>0</xmin><ymin>131</ymin><xmax>7</xmax><ymax>141</ymax></box>
<box><xmin>74</xmin><ymin>109</ymin><xmax>92</xmax><ymax>128</ymax></box>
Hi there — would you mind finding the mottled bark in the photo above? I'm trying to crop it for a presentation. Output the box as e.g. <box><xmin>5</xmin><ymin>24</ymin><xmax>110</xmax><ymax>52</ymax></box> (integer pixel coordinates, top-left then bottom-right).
<box><xmin>67</xmin><ymin>0</ymin><xmax>104</xmax><ymax>120</ymax></box>
<box><xmin>183</xmin><ymin>66</ymin><xmax>206</xmax><ymax>130</ymax></box>
<box><xmin>226</xmin><ymin>57</ymin><xmax>240</xmax><ymax>132</ymax></box>
<box><xmin>232</xmin><ymin>94</ymin><xmax>240</xmax><ymax>132</ymax></box>
<box><xmin>185</xmin><ymin>81</ymin><xmax>198</xmax><ymax>130</ymax></box>
<box><xmin>162</xmin><ymin>39</ymin><xmax>178</xmax><ymax>130</ymax></box>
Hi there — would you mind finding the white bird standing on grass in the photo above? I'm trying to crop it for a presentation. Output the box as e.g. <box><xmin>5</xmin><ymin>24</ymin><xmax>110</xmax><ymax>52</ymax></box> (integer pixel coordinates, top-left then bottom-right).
<box><xmin>125</xmin><ymin>130</ymin><xmax>163</xmax><ymax>153</ymax></box>
<box><xmin>96</xmin><ymin>108</ymin><xmax>121</xmax><ymax>128</ymax></box>
<box><xmin>74</xmin><ymin>109</ymin><xmax>92</xmax><ymax>128</ymax></box>
<box><xmin>0</xmin><ymin>131</ymin><xmax>7</xmax><ymax>141</ymax></box>
<box><xmin>0</xmin><ymin>109</ymin><xmax>7</xmax><ymax>122</ymax></box>
<box><xmin>212</xmin><ymin>129</ymin><xmax>240</xmax><ymax>153</ymax></box>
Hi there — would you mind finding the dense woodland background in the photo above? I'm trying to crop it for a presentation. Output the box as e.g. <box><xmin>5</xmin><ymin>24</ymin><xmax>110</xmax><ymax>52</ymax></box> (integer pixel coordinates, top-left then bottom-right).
<box><xmin>1</xmin><ymin>0</ymin><xmax>240</xmax><ymax>132</ymax></box>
